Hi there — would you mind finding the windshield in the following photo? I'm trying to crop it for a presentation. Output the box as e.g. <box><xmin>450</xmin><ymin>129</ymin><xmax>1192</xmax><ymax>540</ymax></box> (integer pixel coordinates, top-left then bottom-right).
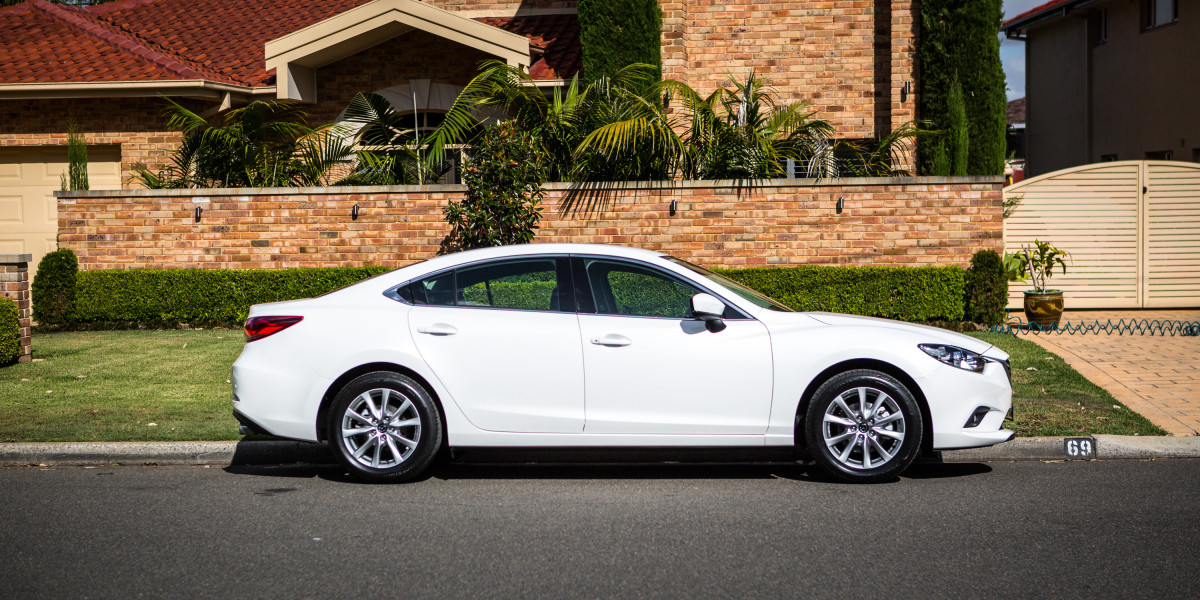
<box><xmin>664</xmin><ymin>257</ymin><xmax>794</xmax><ymax>312</ymax></box>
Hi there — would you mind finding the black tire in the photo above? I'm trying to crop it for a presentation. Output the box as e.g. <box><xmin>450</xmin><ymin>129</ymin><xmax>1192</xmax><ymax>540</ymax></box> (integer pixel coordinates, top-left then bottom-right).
<box><xmin>804</xmin><ymin>369</ymin><xmax>923</xmax><ymax>483</ymax></box>
<box><xmin>328</xmin><ymin>372</ymin><xmax>443</xmax><ymax>483</ymax></box>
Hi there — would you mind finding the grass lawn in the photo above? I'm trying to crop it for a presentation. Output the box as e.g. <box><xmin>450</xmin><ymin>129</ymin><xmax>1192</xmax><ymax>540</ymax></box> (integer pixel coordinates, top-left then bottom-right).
<box><xmin>0</xmin><ymin>330</ymin><xmax>1166</xmax><ymax>442</ymax></box>
<box><xmin>968</xmin><ymin>332</ymin><xmax>1166</xmax><ymax>437</ymax></box>
<box><xmin>0</xmin><ymin>330</ymin><xmax>246</xmax><ymax>442</ymax></box>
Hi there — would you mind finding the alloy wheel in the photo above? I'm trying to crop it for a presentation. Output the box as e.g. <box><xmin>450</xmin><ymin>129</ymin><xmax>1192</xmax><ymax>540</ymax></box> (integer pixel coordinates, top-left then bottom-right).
<box><xmin>821</xmin><ymin>386</ymin><xmax>907</xmax><ymax>470</ymax></box>
<box><xmin>339</xmin><ymin>387</ymin><xmax>423</xmax><ymax>470</ymax></box>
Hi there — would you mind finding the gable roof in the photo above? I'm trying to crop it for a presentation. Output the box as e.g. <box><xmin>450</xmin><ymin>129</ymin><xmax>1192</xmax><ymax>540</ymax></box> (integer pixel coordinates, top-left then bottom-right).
<box><xmin>0</xmin><ymin>0</ymin><xmax>578</xmax><ymax>99</ymax></box>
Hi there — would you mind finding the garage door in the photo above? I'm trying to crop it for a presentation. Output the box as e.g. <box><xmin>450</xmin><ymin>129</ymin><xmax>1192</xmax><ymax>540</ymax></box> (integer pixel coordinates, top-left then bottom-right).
<box><xmin>0</xmin><ymin>146</ymin><xmax>121</xmax><ymax>274</ymax></box>
<box><xmin>1004</xmin><ymin>160</ymin><xmax>1200</xmax><ymax>309</ymax></box>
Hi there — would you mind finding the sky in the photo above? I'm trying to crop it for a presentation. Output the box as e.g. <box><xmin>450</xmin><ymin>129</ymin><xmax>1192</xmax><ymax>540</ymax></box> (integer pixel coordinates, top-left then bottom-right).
<box><xmin>1001</xmin><ymin>0</ymin><xmax>1049</xmax><ymax>101</ymax></box>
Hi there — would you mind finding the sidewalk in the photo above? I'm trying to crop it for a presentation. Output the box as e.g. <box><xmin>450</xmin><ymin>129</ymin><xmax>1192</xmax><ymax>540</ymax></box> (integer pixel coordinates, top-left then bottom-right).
<box><xmin>1016</xmin><ymin>309</ymin><xmax>1200</xmax><ymax>436</ymax></box>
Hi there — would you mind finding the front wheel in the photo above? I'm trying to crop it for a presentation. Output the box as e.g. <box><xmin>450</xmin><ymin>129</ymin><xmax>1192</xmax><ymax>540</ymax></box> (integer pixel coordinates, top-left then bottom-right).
<box><xmin>328</xmin><ymin>372</ymin><xmax>443</xmax><ymax>482</ymax></box>
<box><xmin>804</xmin><ymin>369</ymin><xmax>923</xmax><ymax>483</ymax></box>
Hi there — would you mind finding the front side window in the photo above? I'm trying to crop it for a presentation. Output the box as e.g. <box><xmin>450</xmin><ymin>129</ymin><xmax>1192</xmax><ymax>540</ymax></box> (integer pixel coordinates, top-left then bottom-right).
<box><xmin>665</xmin><ymin>257</ymin><xmax>794</xmax><ymax>312</ymax></box>
<box><xmin>585</xmin><ymin>259</ymin><xmax>701</xmax><ymax>318</ymax></box>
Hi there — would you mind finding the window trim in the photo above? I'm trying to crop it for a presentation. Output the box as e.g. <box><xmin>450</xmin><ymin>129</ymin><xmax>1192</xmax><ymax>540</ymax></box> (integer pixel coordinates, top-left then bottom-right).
<box><xmin>385</xmin><ymin>252</ymin><xmax>757</xmax><ymax>321</ymax></box>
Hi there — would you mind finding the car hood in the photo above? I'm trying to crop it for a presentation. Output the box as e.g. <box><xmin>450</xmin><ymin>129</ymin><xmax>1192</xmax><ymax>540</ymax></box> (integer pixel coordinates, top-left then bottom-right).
<box><xmin>804</xmin><ymin>312</ymin><xmax>995</xmax><ymax>355</ymax></box>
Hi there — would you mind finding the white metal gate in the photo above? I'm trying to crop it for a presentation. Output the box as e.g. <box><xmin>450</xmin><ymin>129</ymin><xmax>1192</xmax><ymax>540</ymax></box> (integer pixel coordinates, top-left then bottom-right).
<box><xmin>1004</xmin><ymin>160</ymin><xmax>1200</xmax><ymax>309</ymax></box>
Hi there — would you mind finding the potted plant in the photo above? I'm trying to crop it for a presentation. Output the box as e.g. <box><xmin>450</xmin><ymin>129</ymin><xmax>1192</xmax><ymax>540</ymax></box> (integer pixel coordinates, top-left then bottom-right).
<box><xmin>1013</xmin><ymin>240</ymin><xmax>1069</xmax><ymax>329</ymax></box>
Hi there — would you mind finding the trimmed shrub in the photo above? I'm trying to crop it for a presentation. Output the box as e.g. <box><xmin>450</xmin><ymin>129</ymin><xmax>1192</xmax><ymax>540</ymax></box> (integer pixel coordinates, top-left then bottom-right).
<box><xmin>32</xmin><ymin>249</ymin><xmax>78</xmax><ymax>327</ymax></box>
<box><xmin>70</xmin><ymin>267</ymin><xmax>390</xmax><ymax>327</ymax></box>
<box><xmin>445</xmin><ymin>122</ymin><xmax>546</xmax><ymax>251</ymax></box>
<box><xmin>716</xmin><ymin>265</ymin><xmax>966</xmax><ymax>322</ymax></box>
<box><xmin>0</xmin><ymin>296</ymin><xmax>18</xmax><ymax>365</ymax></box>
<box><xmin>56</xmin><ymin>262</ymin><xmax>968</xmax><ymax>329</ymax></box>
<box><xmin>965</xmin><ymin>249</ymin><xmax>1008</xmax><ymax>325</ymax></box>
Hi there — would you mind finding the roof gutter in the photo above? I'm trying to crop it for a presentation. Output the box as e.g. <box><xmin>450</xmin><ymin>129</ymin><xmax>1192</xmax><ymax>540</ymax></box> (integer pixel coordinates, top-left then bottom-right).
<box><xmin>1003</xmin><ymin>0</ymin><xmax>1100</xmax><ymax>40</ymax></box>
<box><xmin>0</xmin><ymin>80</ymin><xmax>275</xmax><ymax>101</ymax></box>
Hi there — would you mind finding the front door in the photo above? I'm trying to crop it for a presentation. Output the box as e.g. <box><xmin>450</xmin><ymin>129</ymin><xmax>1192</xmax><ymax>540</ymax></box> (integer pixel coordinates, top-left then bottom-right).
<box><xmin>576</xmin><ymin>258</ymin><xmax>774</xmax><ymax>435</ymax></box>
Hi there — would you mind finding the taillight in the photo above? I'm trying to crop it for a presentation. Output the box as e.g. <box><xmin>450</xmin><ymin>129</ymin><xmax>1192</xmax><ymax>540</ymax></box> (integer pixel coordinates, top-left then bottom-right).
<box><xmin>244</xmin><ymin>315</ymin><xmax>303</xmax><ymax>342</ymax></box>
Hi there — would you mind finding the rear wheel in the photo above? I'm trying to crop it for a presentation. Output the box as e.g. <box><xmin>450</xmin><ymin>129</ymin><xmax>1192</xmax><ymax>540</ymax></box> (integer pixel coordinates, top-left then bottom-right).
<box><xmin>328</xmin><ymin>372</ymin><xmax>443</xmax><ymax>482</ymax></box>
<box><xmin>804</xmin><ymin>369</ymin><xmax>923</xmax><ymax>483</ymax></box>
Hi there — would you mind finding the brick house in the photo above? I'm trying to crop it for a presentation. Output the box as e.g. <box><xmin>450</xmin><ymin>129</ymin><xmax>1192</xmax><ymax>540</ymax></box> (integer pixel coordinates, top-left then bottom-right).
<box><xmin>0</xmin><ymin>0</ymin><xmax>919</xmax><ymax>270</ymax></box>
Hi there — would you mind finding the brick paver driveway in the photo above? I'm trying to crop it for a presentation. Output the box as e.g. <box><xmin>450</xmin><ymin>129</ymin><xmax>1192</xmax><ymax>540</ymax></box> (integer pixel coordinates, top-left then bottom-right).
<box><xmin>1016</xmin><ymin>309</ymin><xmax>1200</xmax><ymax>436</ymax></box>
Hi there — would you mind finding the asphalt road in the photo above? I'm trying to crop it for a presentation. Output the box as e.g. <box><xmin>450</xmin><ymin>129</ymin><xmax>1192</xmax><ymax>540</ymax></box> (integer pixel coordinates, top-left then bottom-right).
<box><xmin>2</xmin><ymin>459</ymin><xmax>1198</xmax><ymax>599</ymax></box>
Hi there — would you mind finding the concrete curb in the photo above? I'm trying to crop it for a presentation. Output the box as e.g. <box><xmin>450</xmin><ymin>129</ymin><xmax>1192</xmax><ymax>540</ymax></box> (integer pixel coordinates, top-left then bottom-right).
<box><xmin>0</xmin><ymin>441</ymin><xmax>334</xmax><ymax>467</ymax></box>
<box><xmin>1</xmin><ymin>436</ymin><xmax>1198</xmax><ymax>467</ymax></box>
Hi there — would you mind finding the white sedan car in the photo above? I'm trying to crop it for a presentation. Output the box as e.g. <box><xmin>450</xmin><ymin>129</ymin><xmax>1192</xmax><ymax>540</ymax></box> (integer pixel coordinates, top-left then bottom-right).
<box><xmin>232</xmin><ymin>244</ymin><xmax>1013</xmax><ymax>483</ymax></box>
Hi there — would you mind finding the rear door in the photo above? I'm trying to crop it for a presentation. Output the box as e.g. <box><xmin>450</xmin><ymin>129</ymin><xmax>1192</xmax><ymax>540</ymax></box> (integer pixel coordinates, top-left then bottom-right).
<box><xmin>405</xmin><ymin>256</ymin><xmax>585</xmax><ymax>433</ymax></box>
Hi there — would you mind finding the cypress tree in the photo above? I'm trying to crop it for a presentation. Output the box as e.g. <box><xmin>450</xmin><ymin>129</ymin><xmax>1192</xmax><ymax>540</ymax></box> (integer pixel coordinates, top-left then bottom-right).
<box><xmin>578</xmin><ymin>0</ymin><xmax>662</xmax><ymax>86</ymax></box>
<box><xmin>948</xmin><ymin>77</ymin><xmax>969</xmax><ymax>176</ymax></box>
<box><xmin>918</xmin><ymin>0</ymin><xmax>1006</xmax><ymax>175</ymax></box>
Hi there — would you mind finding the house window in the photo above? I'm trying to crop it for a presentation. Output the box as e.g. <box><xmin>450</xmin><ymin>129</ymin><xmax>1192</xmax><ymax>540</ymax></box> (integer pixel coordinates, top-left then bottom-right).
<box><xmin>1100</xmin><ymin>154</ymin><xmax>1119</xmax><ymax>162</ymax></box>
<box><xmin>1091</xmin><ymin>9</ymin><xmax>1108</xmax><ymax>45</ymax></box>
<box><xmin>1146</xmin><ymin>150</ymin><xmax>1173</xmax><ymax>161</ymax></box>
<box><xmin>1143</xmin><ymin>0</ymin><xmax>1177</xmax><ymax>29</ymax></box>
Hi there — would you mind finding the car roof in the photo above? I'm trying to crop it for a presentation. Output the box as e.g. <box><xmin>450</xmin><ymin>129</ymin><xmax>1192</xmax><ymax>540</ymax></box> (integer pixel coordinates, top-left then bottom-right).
<box><xmin>409</xmin><ymin>243</ymin><xmax>669</xmax><ymax>274</ymax></box>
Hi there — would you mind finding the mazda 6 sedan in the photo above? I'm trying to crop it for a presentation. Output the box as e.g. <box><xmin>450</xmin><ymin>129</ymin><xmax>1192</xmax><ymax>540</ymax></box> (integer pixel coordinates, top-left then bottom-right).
<box><xmin>232</xmin><ymin>243</ymin><xmax>1013</xmax><ymax>483</ymax></box>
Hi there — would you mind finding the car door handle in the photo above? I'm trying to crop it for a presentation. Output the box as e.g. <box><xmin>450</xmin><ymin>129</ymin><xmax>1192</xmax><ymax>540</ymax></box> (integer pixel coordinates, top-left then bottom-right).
<box><xmin>416</xmin><ymin>323</ymin><xmax>458</xmax><ymax>336</ymax></box>
<box><xmin>590</xmin><ymin>334</ymin><xmax>632</xmax><ymax>347</ymax></box>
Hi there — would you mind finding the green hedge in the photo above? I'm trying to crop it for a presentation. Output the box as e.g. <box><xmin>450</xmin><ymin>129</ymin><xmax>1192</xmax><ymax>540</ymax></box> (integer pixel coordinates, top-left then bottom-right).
<box><xmin>715</xmin><ymin>265</ymin><xmax>965</xmax><ymax>322</ymax></box>
<box><xmin>32</xmin><ymin>249</ymin><xmax>78</xmax><ymax>327</ymax></box>
<box><xmin>70</xmin><ymin>267</ymin><xmax>390</xmax><ymax>327</ymax></box>
<box><xmin>53</xmin><ymin>262</ymin><xmax>965</xmax><ymax>328</ymax></box>
<box><xmin>964</xmin><ymin>249</ymin><xmax>1007</xmax><ymax>325</ymax></box>
<box><xmin>0</xmin><ymin>296</ymin><xmax>19</xmax><ymax>365</ymax></box>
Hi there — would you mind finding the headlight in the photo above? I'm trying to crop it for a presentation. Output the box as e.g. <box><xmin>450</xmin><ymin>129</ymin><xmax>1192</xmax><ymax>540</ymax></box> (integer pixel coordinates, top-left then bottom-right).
<box><xmin>919</xmin><ymin>343</ymin><xmax>987</xmax><ymax>373</ymax></box>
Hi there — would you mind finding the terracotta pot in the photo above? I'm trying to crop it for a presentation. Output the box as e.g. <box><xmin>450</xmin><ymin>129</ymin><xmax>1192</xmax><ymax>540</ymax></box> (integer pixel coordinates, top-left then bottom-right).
<box><xmin>1023</xmin><ymin>290</ymin><xmax>1064</xmax><ymax>329</ymax></box>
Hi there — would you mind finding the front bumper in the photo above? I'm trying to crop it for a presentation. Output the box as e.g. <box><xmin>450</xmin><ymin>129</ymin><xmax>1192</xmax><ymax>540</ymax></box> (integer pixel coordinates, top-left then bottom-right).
<box><xmin>924</xmin><ymin>360</ymin><xmax>1015</xmax><ymax>451</ymax></box>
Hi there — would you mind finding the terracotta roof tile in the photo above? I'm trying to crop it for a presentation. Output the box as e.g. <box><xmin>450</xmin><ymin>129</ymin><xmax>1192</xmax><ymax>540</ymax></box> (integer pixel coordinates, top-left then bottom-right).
<box><xmin>0</xmin><ymin>0</ymin><xmax>578</xmax><ymax>86</ymax></box>
<box><xmin>476</xmin><ymin>14</ymin><xmax>580</xmax><ymax>80</ymax></box>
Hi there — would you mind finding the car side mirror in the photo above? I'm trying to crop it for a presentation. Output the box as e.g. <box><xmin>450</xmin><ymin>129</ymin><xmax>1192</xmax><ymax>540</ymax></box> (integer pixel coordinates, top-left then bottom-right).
<box><xmin>691</xmin><ymin>293</ymin><xmax>727</xmax><ymax>333</ymax></box>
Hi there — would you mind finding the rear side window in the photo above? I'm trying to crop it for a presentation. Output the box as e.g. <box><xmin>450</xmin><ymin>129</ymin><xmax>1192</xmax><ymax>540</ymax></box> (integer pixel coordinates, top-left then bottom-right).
<box><xmin>455</xmin><ymin>259</ymin><xmax>563</xmax><ymax>311</ymax></box>
<box><xmin>397</xmin><ymin>257</ymin><xmax>571</xmax><ymax>312</ymax></box>
<box><xmin>404</xmin><ymin>271</ymin><xmax>455</xmax><ymax>306</ymax></box>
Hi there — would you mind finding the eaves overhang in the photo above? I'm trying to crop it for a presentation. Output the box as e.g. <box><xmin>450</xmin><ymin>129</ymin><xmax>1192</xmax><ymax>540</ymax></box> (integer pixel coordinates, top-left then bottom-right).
<box><xmin>0</xmin><ymin>80</ymin><xmax>275</xmax><ymax>102</ymax></box>
<box><xmin>264</xmin><ymin>0</ymin><xmax>532</xmax><ymax>102</ymax></box>
<box><xmin>1003</xmin><ymin>0</ymin><xmax>1101</xmax><ymax>39</ymax></box>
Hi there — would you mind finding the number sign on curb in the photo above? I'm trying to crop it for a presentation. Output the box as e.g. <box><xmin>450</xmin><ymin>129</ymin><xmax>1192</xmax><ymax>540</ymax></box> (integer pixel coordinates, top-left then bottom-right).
<box><xmin>1064</xmin><ymin>437</ymin><xmax>1096</xmax><ymax>459</ymax></box>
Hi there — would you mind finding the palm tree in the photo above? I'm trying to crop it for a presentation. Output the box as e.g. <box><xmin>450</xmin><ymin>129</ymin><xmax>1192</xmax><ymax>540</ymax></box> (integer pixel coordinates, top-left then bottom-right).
<box><xmin>130</xmin><ymin>98</ymin><xmax>312</xmax><ymax>188</ymax></box>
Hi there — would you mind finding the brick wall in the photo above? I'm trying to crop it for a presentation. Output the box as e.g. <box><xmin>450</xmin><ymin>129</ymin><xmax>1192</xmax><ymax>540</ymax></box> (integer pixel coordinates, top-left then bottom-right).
<box><xmin>57</xmin><ymin>177</ymin><xmax>1002</xmax><ymax>271</ymax></box>
<box><xmin>308</xmin><ymin>30</ymin><xmax>496</xmax><ymax>125</ymax></box>
<box><xmin>661</xmin><ymin>0</ymin><xmax>917</xmax><ymax>144</ymax></box>
<box><xmin>0</xmin><ymin>254</ymin><xmax>32</xmax><ymax>363</ymax></box>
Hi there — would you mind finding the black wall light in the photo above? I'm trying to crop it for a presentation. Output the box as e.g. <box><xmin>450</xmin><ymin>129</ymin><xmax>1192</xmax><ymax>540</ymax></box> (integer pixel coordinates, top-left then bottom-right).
<box><xmin>194</xmin><ymin>206</ymin><xmax>203</xmax><ymax>222</ymax></box>
<box><xmin>900</xmin><ymin>81</ymin><xmax>911</xmax><ymax>103</ymax></box>
<box><xmin>352</xmin><ymin>204</ymin><xmax>360</xmax><ymax>220</ymax></box>
<box><xmin>836</xmin><ymin>197</ymin><xmax>844</xmax><ymax>214</ymax></box>
<box><xmin>669</xmin><ymin>199</ymin><xmax>677</xmax><ymax>216</ymax></box>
